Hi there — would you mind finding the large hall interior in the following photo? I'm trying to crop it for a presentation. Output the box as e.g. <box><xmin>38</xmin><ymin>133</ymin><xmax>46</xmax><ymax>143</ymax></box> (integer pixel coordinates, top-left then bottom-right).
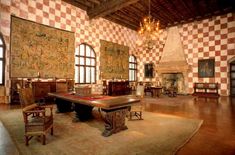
<box><xmin>0</xmin><ymin>0</ymin><xmax>235</xmax><ymax>155</ymax></box>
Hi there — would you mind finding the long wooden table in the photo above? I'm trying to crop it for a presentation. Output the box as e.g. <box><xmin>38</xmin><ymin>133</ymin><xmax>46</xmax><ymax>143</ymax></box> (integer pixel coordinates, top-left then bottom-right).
<box><xmin>48</xmin><ymin>92</ymin><xmax>140</xmax><ymax>137</ymax></box>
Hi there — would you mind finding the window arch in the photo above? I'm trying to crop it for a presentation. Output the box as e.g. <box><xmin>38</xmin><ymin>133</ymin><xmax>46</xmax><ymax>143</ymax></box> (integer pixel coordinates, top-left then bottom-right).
<box><xmin>0</xmin><ymin>33</ymin><xmax>5</xmax><ymax>85</ymax></box>
<box><xmin>129</xmin><ymin>55</ymin><xmax>137</xmax><ymax>81</ymax></box>
<box><xmin>75</xmin><ymin>43</ymin><xmax>96</xmax><ymax>84</ymax></box>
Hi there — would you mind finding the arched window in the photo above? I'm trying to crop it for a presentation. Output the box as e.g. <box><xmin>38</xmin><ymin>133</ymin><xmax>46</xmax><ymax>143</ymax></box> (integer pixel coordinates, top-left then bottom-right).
<box><xmin>129</xmin><ymin>55</ymin><xmax>137</xmax><ymax>81</ymax></box>
<box><xmin>0</xmin><ymin>33</ymin><xmax>5</xmax><ymax>85</ymax></box>
<box><xmin>75</xmin><ymin>43</ymin><xmax>96</xmax><ymax>84</ymax></box>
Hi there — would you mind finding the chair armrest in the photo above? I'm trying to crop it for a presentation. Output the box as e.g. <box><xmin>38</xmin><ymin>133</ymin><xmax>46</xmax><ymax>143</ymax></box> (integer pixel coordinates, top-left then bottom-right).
<box><xmin>40</xmin><ymin>105</ymin><xmax>53</xmax><ymax>116</ymax></box>
<box><xmin>40</xmin><ymin>105</ymin><xmax>53</xmax><ymax>109</ymax></box>
<box><xmin>23</xmin><ymin>109</ymin><xmax>46</xmax><ymax>114</ymax></box>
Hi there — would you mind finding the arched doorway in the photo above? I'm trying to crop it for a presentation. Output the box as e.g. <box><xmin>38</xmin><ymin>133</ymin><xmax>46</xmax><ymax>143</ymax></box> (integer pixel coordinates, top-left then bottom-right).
<box><xmin>229</xmin><ymin>59</ymin><xmax>235</xmax><ymax>96</ymax></box>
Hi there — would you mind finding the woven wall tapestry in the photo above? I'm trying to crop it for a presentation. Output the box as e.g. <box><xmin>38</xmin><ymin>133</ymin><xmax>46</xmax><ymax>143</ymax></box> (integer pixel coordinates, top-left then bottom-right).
<box><xmin>10</xmin><ymin>16</ymin><xmax>75</xmax><ymax>78</ymax></box>
<box><xmin>100</xmin><ymin>40</ymin><xmax>129</xmax><ymax>79</ymax></box>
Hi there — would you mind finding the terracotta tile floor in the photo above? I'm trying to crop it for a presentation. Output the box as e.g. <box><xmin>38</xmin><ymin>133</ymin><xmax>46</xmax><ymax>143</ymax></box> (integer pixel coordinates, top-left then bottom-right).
<box><xmin>0</xmin><ymin>95</ymin><xmax>235</xmax><ymax>155</ymax></box>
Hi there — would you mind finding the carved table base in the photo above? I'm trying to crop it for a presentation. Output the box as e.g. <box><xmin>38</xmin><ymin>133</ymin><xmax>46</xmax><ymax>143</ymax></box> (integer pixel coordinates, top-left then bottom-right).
<box><xmin>101</xmin><ymin>107</ymin><xmax>129</xmax><ymax>137</ymax></box>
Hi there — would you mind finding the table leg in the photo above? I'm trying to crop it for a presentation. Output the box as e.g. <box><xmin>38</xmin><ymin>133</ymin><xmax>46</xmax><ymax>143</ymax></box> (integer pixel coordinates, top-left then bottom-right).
<box><xmin>73</xmin><ymin>103</ymin><xmax>94</xmax><ymax>122</ymax></box>
<box><xmin>55</xmin><ymin>98</ymin><xmax>73</xmax><ymax>113</ymax></box>
<box><xmin>102</xmin><ymin>107</ymin><xmax>128</xmax><ymax>137</ymax></box>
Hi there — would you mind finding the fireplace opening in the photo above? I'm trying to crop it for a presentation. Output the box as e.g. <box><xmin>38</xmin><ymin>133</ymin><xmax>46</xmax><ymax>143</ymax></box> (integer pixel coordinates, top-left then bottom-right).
<box><xmin>162</xmin><ymin>73</ymin><xmax>184</xmax><ymax>94</ymax></box>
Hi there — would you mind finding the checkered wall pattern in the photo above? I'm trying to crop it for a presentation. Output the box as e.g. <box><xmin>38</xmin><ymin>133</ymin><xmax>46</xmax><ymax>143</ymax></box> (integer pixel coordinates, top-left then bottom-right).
<box><xmin>136</xmin><ymin>13</ymin><xmax>235</xmax><ymax>96</ymax></box>
<box><xmin>0</xmin><ymin>0</ymin><xmax>234</xmax><ymax>103</ymax></box>
<box><xmin>0</xmin><ymin>0</ymin><xmax>139</xmax><ymax>102</ymax></box>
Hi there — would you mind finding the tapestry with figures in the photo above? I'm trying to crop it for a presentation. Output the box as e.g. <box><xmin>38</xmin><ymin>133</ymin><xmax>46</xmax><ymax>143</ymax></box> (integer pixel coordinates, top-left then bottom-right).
<box><xmin>10</xmin><ymin>16</ymin><xmax>75</xmax><ymax>78</ymax></box>
<box><xmin>100</xmin><ymin>40</ymin><xmax>129</xmax><ymax>79</ymax></box>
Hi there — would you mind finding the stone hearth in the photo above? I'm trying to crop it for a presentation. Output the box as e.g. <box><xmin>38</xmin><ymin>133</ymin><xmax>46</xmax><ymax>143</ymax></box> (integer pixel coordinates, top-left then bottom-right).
<box><xmin>157</xmin><ymin>26</ymin><xmax>189</xmax><ymax>94</ymax></box>
<box><xmin>162</xmin><ymin>73</ymin><xmax>184</xmax><ymax>94</ymax></box>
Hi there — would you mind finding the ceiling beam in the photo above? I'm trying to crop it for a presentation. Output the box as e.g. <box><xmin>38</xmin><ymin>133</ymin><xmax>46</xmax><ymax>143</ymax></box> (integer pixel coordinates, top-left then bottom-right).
<box><xmin>105</xmin><ymin>14</ymin><xmax>138</xmax><ymax>30</ymax></box>
<box><xmin>114</xmin><ymin>11</ymin><xmax>140</xmax><ymax>26</ymax></box>
<box><xmin>87</xmin><ymin>0</ymin><xmax>140</xmax><ymax>19</ymax></box>
<box><xmin>87</xmin><ymin>0</ymin><xmax>101</xmax><ymax>5</ymax></box>
<box><xmin>75</xmin><ymin>0</ymin><xmax>94</xmax><ymax>8</ymax></box>
<box><xmin>63</xmin><ymin>0</ymin><xmax>88</xmax><ymax>10</ymax></box>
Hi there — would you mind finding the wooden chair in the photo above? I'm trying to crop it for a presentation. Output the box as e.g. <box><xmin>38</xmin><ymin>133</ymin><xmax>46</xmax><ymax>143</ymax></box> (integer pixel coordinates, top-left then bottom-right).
<box><xmin>128</xmin><ymin>84</ymin><xmax>144</xmax><ymax>120</ymax></box>
<box><xmin>18</xmin><ymin>88</ymin><xmax>54</xmax><ymax>146</ymax></box>
<box><xmin>56</xmin><ymin>82</ymin><xmax>68</xmax><ymax>93</ymax></box>
<box><xmin>102</xmin><ymin>80</ymin><xmax>108</xmax><ymax>95</ymax></box>
<box><xmin>144</xmin><ymin>82</ymin><xmax>153</xmax><ymax>96</ymax></box>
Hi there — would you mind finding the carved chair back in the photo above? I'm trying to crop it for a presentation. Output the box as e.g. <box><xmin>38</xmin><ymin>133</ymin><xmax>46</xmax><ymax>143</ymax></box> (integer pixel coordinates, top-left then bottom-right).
<box><xmin>56</xmin><ymin>82</ymin><xmax>68</xmax><ymax>93</ymax></box>
<box><xmin>18</xmin><ymin>87</ymin><xmax>35</xmax><ymax>108</ymax></box>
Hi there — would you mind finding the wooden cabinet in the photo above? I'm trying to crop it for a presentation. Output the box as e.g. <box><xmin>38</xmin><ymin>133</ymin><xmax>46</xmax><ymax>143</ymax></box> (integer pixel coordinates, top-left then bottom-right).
<box><xmin>108</xmin><ymin>81</ymin><xmax>131</xmax><ymax>96</ymax></box>
<box><xmin>10</xmin><ymin>79</ymin><xmax>74</xmax><ymax>104</ymax></box>
<box><xmin>230</xmin><ymin>63</ymin><xmax>235</xmax><ymax>96</ymax></box>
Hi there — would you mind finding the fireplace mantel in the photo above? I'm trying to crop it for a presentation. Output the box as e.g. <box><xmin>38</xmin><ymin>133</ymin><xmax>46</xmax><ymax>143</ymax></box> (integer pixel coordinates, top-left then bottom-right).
<box><xmin>157</xmin><ymin>61</ymin><xmax>189</xmax><ymax>74</ymax></box>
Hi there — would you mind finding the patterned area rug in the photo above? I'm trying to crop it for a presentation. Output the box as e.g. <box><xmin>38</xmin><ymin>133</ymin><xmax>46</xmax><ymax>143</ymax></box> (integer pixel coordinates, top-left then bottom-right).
<box><xmin>0</xmin><ymin>108</ymin><xmax>203</xmax><ymax>155</ymax></box>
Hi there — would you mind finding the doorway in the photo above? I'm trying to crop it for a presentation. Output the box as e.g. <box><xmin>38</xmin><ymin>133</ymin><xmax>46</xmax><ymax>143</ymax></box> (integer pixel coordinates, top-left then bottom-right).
<box><xmin>230</xmin><ymin>61</ymin><xmax>235</xmax><ymax>96</ymax></box>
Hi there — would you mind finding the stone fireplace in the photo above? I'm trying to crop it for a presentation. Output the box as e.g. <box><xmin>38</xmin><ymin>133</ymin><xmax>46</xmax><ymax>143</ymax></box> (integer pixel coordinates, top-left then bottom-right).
<box><xmin>162</xmin><ymin>73</ymin><xmax>185</xmax><ymax>94</ymax></box>
<box><xmin>157</xmin><ymin>26</ymin><xmax>189</xmax><ymax>94</ymax></box>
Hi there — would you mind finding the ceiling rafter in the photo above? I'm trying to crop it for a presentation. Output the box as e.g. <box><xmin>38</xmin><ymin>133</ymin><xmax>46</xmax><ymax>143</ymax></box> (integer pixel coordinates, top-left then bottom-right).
<box><xmin>105</xmin><ymin>15</ymin><xmax>138</xmax><ymax>30</ymax></box>
<box><xmin>63</xmin><ymin>0</ymin><xmax>235</xmax><ymax>31</ymax></box>
<box><xmin>118</xmin><ymin>9</ymin><xmax>140</xmax><ymax>24</ymax></box>
<box><xmin>167</xmin><ymin>0</ymin><xmax>189</xmax><ymax>20</ymax></box>
<box><xmin>151</xmin><ymin>3</ymin><xmax>176</xmax><ymax>24</ymax></box>
<box><xmin>87</xmin><ymin>0</ymin><xmax>140</xmax><ymax>19</ymax></box>
<box><xmin>157</xmin><ymin>0</ymin><xmax>183</xmax><ymax>22</ymax></box>
<box><xmin>63</xmin><ymin>0</ymin><xmax>88</xmax><ymax>10</ymax></box>
<box><xmin>87</xmin><ymin>0</ymin><xmax>101</xmax><ymax>5</ymax></box>
<box><xmin>74</xmin><ymin>0</ymin><xmax>94</xmax><ymax>9</ymax></box>
<box><xmin>114</xmin><ymin>11</ymin><xmax>140</xmax><ymax>26</ymax></box>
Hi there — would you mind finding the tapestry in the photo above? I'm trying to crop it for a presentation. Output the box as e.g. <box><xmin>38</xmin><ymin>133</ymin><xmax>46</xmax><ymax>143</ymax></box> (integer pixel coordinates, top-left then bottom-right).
<box><xmin>100</xmin><ymin>40</ymin><xmax>129</xmax><ymax>79</ymax></box>
<box><xmin>10</xmin><ymin>16</ymin><xmax>75</xmax><ymax>78</ymax></box>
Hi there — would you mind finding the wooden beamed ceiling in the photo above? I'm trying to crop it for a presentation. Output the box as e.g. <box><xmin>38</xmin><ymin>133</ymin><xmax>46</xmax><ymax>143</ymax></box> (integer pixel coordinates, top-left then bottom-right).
<box><xmin>63</xmin><ymin>0</ymin><xmax>235</xmax><ymax>31</ymax></box>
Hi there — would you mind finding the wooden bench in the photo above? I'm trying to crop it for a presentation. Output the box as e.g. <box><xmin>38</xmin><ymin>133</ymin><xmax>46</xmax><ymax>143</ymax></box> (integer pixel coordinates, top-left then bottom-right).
<box><xmin>192</xmin><ymin>83</ymin><xmax>220</xmax><ymax>99</ymax></box>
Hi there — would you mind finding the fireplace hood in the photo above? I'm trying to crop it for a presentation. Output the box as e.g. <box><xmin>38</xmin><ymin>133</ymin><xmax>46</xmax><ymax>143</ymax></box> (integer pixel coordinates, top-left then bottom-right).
<box><xmin>157</xmin><ymin>26</ymin><xmax>189</xmax><ymax>73</ymax></box>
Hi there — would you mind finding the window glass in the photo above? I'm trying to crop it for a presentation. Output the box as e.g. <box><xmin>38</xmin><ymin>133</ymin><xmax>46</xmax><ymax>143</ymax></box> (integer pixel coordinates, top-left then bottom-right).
<box><xmin>79</xmin><ymin>57</ymin><xmax>84</xmax><ymax>65</ymax></box>
<box><xmin>0</xmin><ymin>61</ymin><xmax>2</xmax><ymax>84</ymax></box>
<box><xmin>86</xmin><ymin>67</ymin><xmax>91</xmax><ymax>83</ymax></box>
<box><xmin>91</xmin><ymin>59</ymin><xmax>95</xmax><ymax>66</ymax></box>
<box><xmin>0</xmin><ymin>34</ymin><xmax>4</xmax><ymax>85</ymax></box>
<box><xmin>75</xmin><ymin>44</ymin><xmax>96</xmax><ymax>84</ymax></box>
<box><xmin>91</xmin><ymin>67</ymin><xmax>95</xmax><ymax>83</ymax></box>
<box><xmin>86</xmin><ymin>47</ymin><xmax>91</xmax><ymax>57</ymax></box>
<box><xmin>75</xmin><ymin>67</ymin><xmax>78</xmax><ymax>83</ymax></box>
<box><xmin>75</xmin><ymin>57</ymin><xmax>79</xmax><ymax>64</ymax></box>
<box><xmin>79</xmin><ymin>44</ymin><xmax>85</xmax><ymax>56</ymax></box>
<box><xmin>232</xmin><ymin>65</ymin><xmax>235</xmax><ymax>71</ymax></box>
<box><xmin>86</xmin><ymin>58</ymin><xmax>90</xmax><ymax>65</ymax></box>
<box><xmin>232</xmin><ymin>73</ymin><xmax>235</xmax><ymax>78</ymax></box>
<box><xmin>79</xmin><ymin>66</ymin><xmax>84</xmax><ymax>83</ymax></box>
<box><xmin>75</xmin><ymin>48</ymin><xmax>79</xmax><ymax>55</ymax></box>
<box><xmin>0</xmin><ymin>48</ymin><xmax>3</xmax><ymax>58</ymax></box>
<box><xmin>128</xmin><ymin>55</ymin><xmax>137</xmax><ymax>82</ymax></box>
<box><xmin>91</xmin><ymin>49</ymin><xmax>95</xmax><ymax>57</ymax></box>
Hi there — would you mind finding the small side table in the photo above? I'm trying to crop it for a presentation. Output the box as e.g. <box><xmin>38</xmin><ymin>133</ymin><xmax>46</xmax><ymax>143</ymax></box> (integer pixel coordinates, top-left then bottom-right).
<box><xmin>151</xmin><ymin>87</ymin><xmax>162</xmax><ymax>97</ymax></box>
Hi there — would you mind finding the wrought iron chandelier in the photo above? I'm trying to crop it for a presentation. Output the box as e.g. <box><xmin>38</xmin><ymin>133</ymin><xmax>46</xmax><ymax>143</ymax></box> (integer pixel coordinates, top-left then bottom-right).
<box><xmin>138</xmin><ymin>0</ymin><xmax>161</xmax><ymax>49</ymax></box>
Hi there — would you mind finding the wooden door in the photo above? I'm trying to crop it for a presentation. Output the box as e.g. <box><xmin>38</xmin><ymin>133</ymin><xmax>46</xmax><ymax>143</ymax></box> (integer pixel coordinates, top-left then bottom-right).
<box><xmin>230</xmin><ymin>62</ymin><xmax>235</xmax><ymax>96</ymax></box>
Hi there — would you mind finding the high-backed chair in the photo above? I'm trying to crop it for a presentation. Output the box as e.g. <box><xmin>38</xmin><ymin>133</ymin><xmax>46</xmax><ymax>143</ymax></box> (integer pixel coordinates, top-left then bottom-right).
<box><xmin>56</xmin><ymin>82</ymin><xmax>68</xmax><ymax>93</ymax></box>
<box><xmin>18</xmin><ymin>88</ymin><xmax>54</xmax><ymax>145</ymax></box>
<box><xmin>128</xmin><ymin>84</ymin><xmax>144</xmax><ymax>120</ymax></box>
<box><xmin>55</xmin><ymin>82</ymin><xmax>74</xmax><ymax>113</ymax></box>
<box><xmin>144</xmin><ymin>82</ymin><xmax>153</xmax><ymax>96</ymax></box>
<box><xmin>102</xmin><ymin>80</ymin><xmax>108</xmax><ymax>95</ymax></box>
